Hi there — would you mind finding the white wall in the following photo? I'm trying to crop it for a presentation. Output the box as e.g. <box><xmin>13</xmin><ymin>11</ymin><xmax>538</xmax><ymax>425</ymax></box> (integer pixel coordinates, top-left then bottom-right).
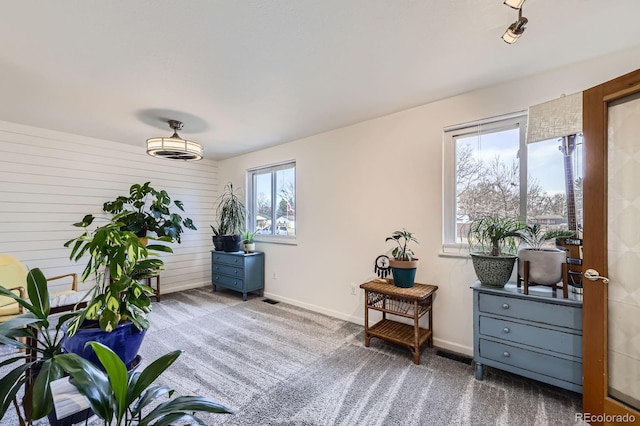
<box><xmin>0</xmin><ymin>120</ymin><xmax>218</xmax><ymax>295</ymax></box>
<box><xmin>219</xmin><ymin>46</ymin><xmax>640</xmax><ymax>356</ymax></box>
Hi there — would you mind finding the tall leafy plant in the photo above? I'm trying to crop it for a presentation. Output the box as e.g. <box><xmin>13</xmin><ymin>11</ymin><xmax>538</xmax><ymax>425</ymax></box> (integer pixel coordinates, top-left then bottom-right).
<box><xmin>54</xmin><ymin>342</ymin><xmax>233</xmax><ymax>425</ymax></box>
<box><xmin>216</xmin><ymin>183</ymin><xmax>246</xmax><ymax>236</ymax></box>
<box><xmin>467</xmin><ymin>214</ymin><xmax>525</xmax><ymax>256</ymax></box>
<box><xmin>64</xmin><ymin>218</ymin><xmax>172</xmax><ymax>335</ymax></box>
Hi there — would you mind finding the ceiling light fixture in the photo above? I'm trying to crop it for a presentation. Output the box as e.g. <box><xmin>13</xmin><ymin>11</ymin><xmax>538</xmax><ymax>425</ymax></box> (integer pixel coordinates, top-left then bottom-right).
<box><xmin>503</xmin><ymin>0</ymin><xmax>525</xmax><ymax>10</ymax></box>
<box><xmin>502</xmin><ymin>7</ymin><xmax>528</xmax><ymax>44</ymax></box>
<box><xmin>146</xmin><ymin>120</ymin><xmax>203</xmax><ymax>161</ymax></box>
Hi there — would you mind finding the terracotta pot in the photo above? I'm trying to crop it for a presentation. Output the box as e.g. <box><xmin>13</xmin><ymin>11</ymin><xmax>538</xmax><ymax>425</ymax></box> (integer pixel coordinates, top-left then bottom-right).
<box><xmin>389</xmin><ymin>258</ymin><xmax>419</xmax><ymax>288</ymax></box>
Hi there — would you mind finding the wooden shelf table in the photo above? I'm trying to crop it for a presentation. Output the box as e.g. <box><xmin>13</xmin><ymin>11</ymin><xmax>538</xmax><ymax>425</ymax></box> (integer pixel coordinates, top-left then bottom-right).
<box><xmin>360</xmin><ymin>280</ymin><xmax>438</xmax><ymax>364</ymax></box>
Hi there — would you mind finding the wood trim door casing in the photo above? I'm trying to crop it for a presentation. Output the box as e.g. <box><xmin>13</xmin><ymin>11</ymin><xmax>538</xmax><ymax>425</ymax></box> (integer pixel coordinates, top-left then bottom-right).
<box><xmin>582</xmin><ymin>67</ymin><xmax>640</xmax><ymax>423</ymax></box>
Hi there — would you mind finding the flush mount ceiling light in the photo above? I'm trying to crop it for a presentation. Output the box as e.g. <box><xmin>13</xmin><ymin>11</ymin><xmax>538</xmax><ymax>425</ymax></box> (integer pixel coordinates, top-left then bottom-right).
<box><xmin>502</xmin><ymin>7</ymin><xmax>528</xmax><ymax>44</ymax></box>
<box><xmin>146</xmin><ymin>120</ymin><xmax>203</xmax><ymax>161</ymax></box>
<box><xmin>503</xmin><ymin>0</ymin><xmax>525</xmax><ymax>10</ymax></box>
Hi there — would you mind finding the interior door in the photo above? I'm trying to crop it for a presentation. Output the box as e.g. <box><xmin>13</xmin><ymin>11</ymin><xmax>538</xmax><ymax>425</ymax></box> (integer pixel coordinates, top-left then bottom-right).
<box><xmin>583</xmin><ymin>68</ymin><xmax>640</xmax><ymax>423</ymax></box>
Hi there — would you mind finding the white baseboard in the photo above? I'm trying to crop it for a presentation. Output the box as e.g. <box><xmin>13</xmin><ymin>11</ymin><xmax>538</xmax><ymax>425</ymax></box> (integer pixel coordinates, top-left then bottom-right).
<box><xmin>263</xmin><ymin>291</ymin><xmax>473</xmax><ymax>357</ymax></box>
<box><xmin>162</xmin><ymin>281</ymin><xmax>210</xmax><ymax>294</ymax></box>
<box><xmin>432</xmin><ymin>339</ymin><xmax>473</xmax><ymax>357</ymax></box>
<box><xmin>263</xmin><ymin>291</ymin><xmax>362</xmax><ymax>324</ymax></box>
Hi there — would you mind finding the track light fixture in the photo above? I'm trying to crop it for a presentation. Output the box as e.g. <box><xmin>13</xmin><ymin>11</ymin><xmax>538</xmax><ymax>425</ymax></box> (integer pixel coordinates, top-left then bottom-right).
<box><xmin>502</xmin><ymin>7</ymin><xmax>528</xmax><ymax>44</ymax></box>
<box><xmin>503</xmin><ymin>0</ymin><xmax>525</xmax><ymax>10</ymax></box>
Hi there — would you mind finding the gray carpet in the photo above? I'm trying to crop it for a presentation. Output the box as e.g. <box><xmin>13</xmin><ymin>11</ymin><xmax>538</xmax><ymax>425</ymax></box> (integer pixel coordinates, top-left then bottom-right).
<box><xmin>1</xmin><ymin>287</ymin><xmax>583</xmax><ymax>425</ymax></box>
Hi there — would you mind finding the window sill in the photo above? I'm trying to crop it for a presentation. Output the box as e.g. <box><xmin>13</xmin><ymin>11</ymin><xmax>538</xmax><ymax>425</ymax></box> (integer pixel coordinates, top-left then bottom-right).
<box><xmin>254</xmin><ymin>235</ymin><xmax>298</xmax><ymax>246</ymax></box>
<box><xmin>439</xmin><ymin>244</ymin><xmax>470</xmax><ymax>259</ymax></box>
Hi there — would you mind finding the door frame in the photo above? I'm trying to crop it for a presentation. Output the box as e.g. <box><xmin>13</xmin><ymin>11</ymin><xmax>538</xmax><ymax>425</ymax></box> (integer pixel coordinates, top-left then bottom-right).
<box><xmin>583</xmin><ymin>68</ymin><xmax>640</xmax><ymax>422</ymax></box>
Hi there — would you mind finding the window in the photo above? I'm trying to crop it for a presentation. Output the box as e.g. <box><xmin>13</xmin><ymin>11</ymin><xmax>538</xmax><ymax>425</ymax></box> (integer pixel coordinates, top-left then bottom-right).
<box><xmin>443</xmin><ymin>113</ymin><xmax>583</xmax><ymax>249</ymax></box>
<box><xmin>247</xmin><ymin>161</ymin><xmax>296</xmax><ymax>238</ymax></box>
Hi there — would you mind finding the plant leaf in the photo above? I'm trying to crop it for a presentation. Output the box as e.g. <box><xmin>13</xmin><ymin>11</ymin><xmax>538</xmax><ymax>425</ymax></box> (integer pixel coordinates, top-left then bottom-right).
<box><xmin>139</xmin><ymin>396</ymin><xmax>233</xmax><ymax>426</ymax></box>
<box><xmin>26</xmin><ymin>268</ymin><xmax>50</xmax><ymax>318</ymax></box>
<box><xmin>128</xmin><ymin>350</ymin><xmax>182</xmax><ymax>406</ymax></box>
<box><xmin>88</xmin><ymin>342</ymin><xmax>129</xmax><ymax>424</ymax></box>
<box><xmin>31</xmin><ymin>358</ymin><xmax>64</xmax><ymax>419</ymax></box>
<box><xmin>54</xmin><ymin>353</ymin><xmax>114</xmax><ymax>422</ymax></box>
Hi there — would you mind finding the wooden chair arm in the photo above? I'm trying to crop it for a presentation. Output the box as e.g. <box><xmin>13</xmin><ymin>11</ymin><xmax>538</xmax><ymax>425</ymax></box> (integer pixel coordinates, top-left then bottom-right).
<box><xmin>46</xmin><ymin>273</ymin><xmax>78</xmax><ymax>291</ymax></box>
<box><xmin>4</xmin><ymin>286</ymin><xmax>26</xmax><ymax>313</ymax></box>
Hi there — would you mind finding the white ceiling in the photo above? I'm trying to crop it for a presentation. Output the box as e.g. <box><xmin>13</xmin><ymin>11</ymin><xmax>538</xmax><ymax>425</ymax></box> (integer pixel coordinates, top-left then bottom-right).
<box><xmin>1</xmin><ymin>1</ymin><xmax>639</xmax><ymax>160</ymax></box>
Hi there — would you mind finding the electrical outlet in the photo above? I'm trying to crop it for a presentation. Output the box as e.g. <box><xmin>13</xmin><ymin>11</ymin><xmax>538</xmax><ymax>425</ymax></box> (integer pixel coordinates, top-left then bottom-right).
<box><xmin>350</xmin><ymin>283</ymin><xmax>357</xmax><ymax>295</ymax></box>
<box><xmin>272</xmin><ymin>272</ymin><xmax>277</xmax><ymax>280</ymax></box>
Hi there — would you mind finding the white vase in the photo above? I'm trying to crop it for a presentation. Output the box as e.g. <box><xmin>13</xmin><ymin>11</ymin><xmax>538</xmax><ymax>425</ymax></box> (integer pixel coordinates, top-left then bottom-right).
<box><xmin>244</xmin><ymin>242</ymin><xmax>255</xmax><ymax>253</ymax></box>
<box><xmin>518</xmin><ymin>248</ymin><xmax>567</xmax><ymax>285</ymax></box>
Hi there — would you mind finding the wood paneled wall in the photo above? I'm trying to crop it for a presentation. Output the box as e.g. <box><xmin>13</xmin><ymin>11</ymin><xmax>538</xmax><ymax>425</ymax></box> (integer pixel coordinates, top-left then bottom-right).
<box><xmin>0</xmin><ymin>120</ymin><xmax>219</xmax><ymax>294</ymax></box>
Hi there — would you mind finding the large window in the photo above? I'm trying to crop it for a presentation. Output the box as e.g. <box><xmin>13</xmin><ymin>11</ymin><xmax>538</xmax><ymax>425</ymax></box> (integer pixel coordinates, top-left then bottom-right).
<box><xmin>443</xmin><ymin>113</ymin><xmax>583</xmax><ymax>249</ymax></box>
<box><xmin>247</xmin><ymin>161</ymin><xmax>296</xmax><ymax>238</ymax></box>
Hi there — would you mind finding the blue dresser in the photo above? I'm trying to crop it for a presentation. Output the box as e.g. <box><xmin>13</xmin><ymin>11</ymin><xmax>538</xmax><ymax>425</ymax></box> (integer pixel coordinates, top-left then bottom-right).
<box><xmin>211</xmin><ymin>251</ymin><xmax>265</xmax><ymax>301</ymax></box>
<box><xmin>472</xmin><ymin>282</ymin><xmax>583</xmax><ymax>393</ymax></box>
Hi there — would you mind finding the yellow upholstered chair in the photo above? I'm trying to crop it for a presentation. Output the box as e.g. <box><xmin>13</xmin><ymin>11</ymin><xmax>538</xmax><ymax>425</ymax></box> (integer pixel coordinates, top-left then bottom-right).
<box><xmin>0</xmin><ymin>254</ymin><xmax>78</xmax><ymax>322</ymax></box>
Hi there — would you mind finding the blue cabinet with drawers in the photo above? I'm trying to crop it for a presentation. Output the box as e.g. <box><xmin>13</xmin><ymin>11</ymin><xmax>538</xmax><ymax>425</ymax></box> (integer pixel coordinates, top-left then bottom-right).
<box><xmin>472</xmin><ymin>282</ymin><xmax>583</xmax><ymax>393</ymax></box>
<box><xmin>211</xmin><ymin>251</ymin><xmax>265</xmax><ymax>301</ymax></box>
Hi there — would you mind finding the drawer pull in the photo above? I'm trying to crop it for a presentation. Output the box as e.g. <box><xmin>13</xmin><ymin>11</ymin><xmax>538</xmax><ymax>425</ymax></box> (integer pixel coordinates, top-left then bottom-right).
<box><xmin>503</xmin><ymin>351</ymin><xmax>510</xmax><ymax>358</ymax></box>
<box><xmin>502</xmin><ymin>303</ymin><xmax>510</xmax><ymax>309</ymax></box>
<box><xmin>503</xmin><ymin>327</ymin><xmax>510</xmax><ymax>333</ymax></box>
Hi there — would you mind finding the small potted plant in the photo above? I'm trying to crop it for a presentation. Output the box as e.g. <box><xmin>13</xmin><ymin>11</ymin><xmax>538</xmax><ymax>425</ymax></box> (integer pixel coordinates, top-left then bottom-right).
<box><xmin>385</xmin><ymin>229</ymin><xmax>419</xmax><ymax>288</ymax></box>
<box><xmin>511</xmin><ymin>223</ymin><xmax>575</xmax><ymax>285</ymax></box>
<box><xmin>216</xmin><ymin>182</ymin><xmax>247</xmax><ymax>252</ymax></box>
<box><xmin>242</xmin><ymin>230</ymin><xmax>256</xmax><ymax>253</ymax></box>
<box><xmin>467</xmin><ymin>214</ymin><xmax>525</xmax><ymax>287</ymax></box>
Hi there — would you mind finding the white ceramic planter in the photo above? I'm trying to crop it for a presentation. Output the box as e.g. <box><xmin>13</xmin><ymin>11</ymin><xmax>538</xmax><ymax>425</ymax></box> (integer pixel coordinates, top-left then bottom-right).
<box><xmin>518</xmin><ymin>248</ymin><xmax>567</xmax><ymax>285</ymax></box>
<box><xmin>244</xmin><ymin>242</ymin><xmax>255</xmax><ymax>253</ymax></box>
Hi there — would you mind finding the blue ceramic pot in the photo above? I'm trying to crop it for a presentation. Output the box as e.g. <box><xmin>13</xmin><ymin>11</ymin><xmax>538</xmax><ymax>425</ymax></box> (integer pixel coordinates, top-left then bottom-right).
<box><xmin>62</xmin><ymin>321</ymin><xmax>146</xmax><ymax>370</ymax></box>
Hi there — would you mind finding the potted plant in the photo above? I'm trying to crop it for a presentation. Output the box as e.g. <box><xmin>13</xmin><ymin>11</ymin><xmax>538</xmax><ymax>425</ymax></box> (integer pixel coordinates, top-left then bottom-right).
<box><xmin>511</xmin><ymin>223</ymin><xmax>575</xmax><ymax>286</ymax></box>
<box><xmin>0</xmin><ymin>268</ymin><xmax>88</xmax><ymax>425</ymax></box>
<box><xmin>0</xmin><ymin>272</ymin><xmax>233</xmax><ymax>425</ymax></box>
<box><xmin>210</xmin><ymin>224</ymin><xmax>225</xmax><ymax>251</ymax></box>
<box><xmin>53</xmin><ymin>342</ymin><xmax>232</xmax><ymax>425</ymax></box>
<box><xmin>242</xmin><ymin>230</ymin><xmax>256</xmax><ymax>253</ymax></box>
<box><xmin>63</xmin><ymin>216</ymin><xmax>173</xmax><ymax>369</ymax></box>
<box><xmin>385</xmin><ymin>229</ymin><xmax>419</xmax><ymax>288</ymax></box>
<box><xmin>216</xmin><ymin>182</ymin><xmax>247</xmax><ymax>252</ymax></box>
<box><xmin>467</xmin><ymin>214</ymin><xmax>525</xmax><ymax>287</ymax></box>
<box><xmin>100</xmin><ymin>182</ymin><xmax>197</xmax><ymax>243</ymax></box>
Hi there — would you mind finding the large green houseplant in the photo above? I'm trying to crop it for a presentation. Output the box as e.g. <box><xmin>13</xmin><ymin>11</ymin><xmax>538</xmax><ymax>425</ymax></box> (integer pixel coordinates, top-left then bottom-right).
<box><xmin>385</xmin><ymin>229</ymin><xmax>419</xmax><ymax>288</ymax></box>
<box><xmin>216</xmin><ymin>182</ymin><xmax>247</xmax><ymax>252</ymax></box>
<box><xmin>62</xmin><ymin>215</ymin><xmax>172</xmax><ymax>369</ymax></box>
<box><xmin>467</xmin><ymin>214</ymin><xmax>525</xmax><ymax>287</ymax></box>
<box><xmin>61</xmin><ymin>183</ymin><xmax>197</xmax><ymax>367</ymax></box>
<box><xmin>100</xmin><ymin>182</ymin><xmax>197</xmax><ymax>242</ymax></box>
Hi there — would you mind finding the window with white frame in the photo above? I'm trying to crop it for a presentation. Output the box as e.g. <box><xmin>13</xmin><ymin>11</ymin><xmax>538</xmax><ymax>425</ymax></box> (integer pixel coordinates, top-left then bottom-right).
<box><xmin>443</xmin><ymin>112</ymin><xmax>583</xmax><ymax>250</ymax></box>
<box><xmin>247</xmin><ymin>161</ymin><xmax>296</xmax><ymax>237</ymax></box>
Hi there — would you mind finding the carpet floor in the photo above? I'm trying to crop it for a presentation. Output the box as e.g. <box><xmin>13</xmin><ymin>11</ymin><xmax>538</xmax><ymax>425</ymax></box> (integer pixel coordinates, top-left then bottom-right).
<box><xmin>1</xmin><ymin>287</ymin><xmax>583</xmax><ymax>425</ymax></box>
